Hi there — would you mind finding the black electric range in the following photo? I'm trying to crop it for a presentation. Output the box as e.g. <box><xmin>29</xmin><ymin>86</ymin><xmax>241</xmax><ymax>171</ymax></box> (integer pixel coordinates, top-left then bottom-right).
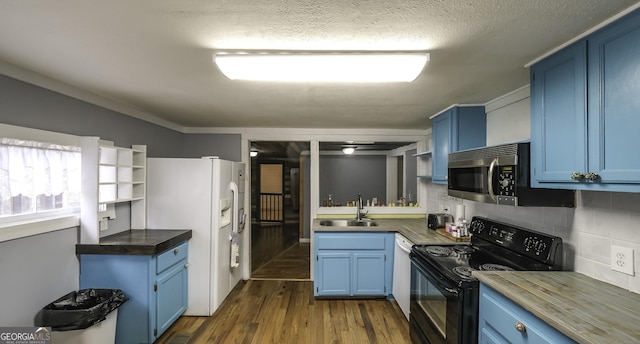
<box><xmin>409</xmin><ymin>216</ymin><xmax>563</xmax><ymax>344</ymax></box>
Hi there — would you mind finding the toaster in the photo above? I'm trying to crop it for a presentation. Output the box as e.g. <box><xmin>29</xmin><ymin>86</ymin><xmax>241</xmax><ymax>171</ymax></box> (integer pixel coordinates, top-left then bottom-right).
<box><xmin>427</xmin><ymin>213</ymin><xmax>454</xmax><ymax>230</ymax></box>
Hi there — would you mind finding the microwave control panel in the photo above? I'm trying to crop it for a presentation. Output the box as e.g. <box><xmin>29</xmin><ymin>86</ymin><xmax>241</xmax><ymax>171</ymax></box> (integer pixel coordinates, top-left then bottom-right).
<box><xmin>497</xmin><ymin>166</ymin><xmax>516</xmax><ymax>196</ymax></box>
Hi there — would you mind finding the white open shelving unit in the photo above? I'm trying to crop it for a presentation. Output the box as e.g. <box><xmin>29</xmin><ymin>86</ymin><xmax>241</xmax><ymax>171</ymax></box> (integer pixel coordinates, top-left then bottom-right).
<box><xmin>81</xmin><ymin>137</ymin><xmax>146</xmax><ymax>244</ymax></box>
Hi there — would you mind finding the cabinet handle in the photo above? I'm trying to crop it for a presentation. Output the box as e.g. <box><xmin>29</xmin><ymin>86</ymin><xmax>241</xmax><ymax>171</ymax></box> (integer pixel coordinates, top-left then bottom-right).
<box><xmin>585</xmin><ymin>172</ymin><xmax>599</xmax><ymax>181</ymax></box>
<box><xmin>515</xmin><ymin>322</ymin><xmax>526</xmax><ymax>333</ymax></box>
<box><xmin>570</xmin><ymin>172</ymin><xmax>584</xmax><ymax>180</ymax></box>
<box><xmin>174</xmin><ymin>249</ymin><xmax>179</xmax><ymax>255</ymax></box>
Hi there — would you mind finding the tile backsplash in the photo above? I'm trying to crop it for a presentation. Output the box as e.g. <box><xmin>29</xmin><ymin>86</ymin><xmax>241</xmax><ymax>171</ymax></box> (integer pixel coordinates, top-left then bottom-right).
<box><xmin>426</xmin><ymin>184</ymin><xmax>640</xmax><ymax>293</ymax></box>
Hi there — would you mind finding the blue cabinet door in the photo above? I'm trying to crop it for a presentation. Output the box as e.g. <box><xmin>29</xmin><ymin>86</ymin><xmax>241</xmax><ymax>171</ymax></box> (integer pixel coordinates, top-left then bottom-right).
<box><xmin>352</xmin><ymin>252</ymin><xmax>386</xmax><ymax>295</ymax></box>
<box><xmin>316</xmin><ymin>252</ymin><xmax>351</xmax><ymax>296</ymax></box>
<box><xmin>432</xmin><ymin>110</ymin><xmax>453</xmax><ymax>184</ymax></box>
<box><xmin>587</xmin><ymin>10</ymin><xmax>640</xmax><ymax>186</ymax></box>
<box><xmin>531</xmin><ymin>9</ymin><xmax>640</xmax><ymax>192</ymax></box>
<box><xmin>156</xmin><ymin>261</ymin><xmax>188</xmax><ymax>338</ymax></box>
<box><xmin>431</xmin><ymin>106</ymin><xmax>486</xmax><ymax>185</ymax></box>
<box><xmin>530</xmin><ymin>41</ymin><xmax>587</xmax><ymax>186</ymax></box>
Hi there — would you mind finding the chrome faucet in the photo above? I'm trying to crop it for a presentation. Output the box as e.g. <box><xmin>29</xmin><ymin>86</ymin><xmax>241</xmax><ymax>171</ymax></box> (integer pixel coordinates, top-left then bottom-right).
<box><xmin>356</xmin><ymin>194</ymin><xmax>368</xmax><ymax>220</ymax></box>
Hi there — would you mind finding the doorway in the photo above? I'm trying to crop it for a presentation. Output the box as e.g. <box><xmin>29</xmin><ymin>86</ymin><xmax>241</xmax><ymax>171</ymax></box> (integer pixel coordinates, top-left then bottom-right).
<box><xmin>250</xmin><ymin>141</ymin><xmax>310</xmax><ymax>280</ymax></box>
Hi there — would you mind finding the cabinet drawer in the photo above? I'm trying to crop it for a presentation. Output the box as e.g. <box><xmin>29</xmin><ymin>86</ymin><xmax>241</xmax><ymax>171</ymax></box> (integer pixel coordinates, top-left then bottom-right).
<box><xmin>316</xmin><ymin>234</ymin><xmax>386</xmax><ymax>250</ymax></box>
<box><xmin>157</xmin><ymin>242</ymin><xmax>188</xmax><ymax>274</ymax></box>
<box><xmin>480</xmin><ymin>285</ymin><xmax>575</xmax><ymax>344</ymax></box>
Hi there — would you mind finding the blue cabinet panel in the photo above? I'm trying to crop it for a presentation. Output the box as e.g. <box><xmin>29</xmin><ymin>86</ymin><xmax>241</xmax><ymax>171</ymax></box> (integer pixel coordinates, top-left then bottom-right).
<box><xmin>530</xmin><ymin>41</ymin><xmax>587</xmax><ymax>186</ymax></box>
<box><xmin>316</xmin><ymin>252</ymin><xmax>351</xmax><ymax>295</ymax></box>
<box><xmin>531</xmin><ymin>9</ymin><xmax>640</xmax><ymax>192</ymax></box>
<box><xmin>431</xmin><ymin>106</ymin><xmax>486</xmax><ymax>184</ymax></box>
<box><xmin>314</xmin><ymin>232</ymin><xmax>393</xmax><ymax>297</ymax></box>
<box><xmin>587</xmin><ymin>11</ymin><xmax>640</xmax><ymax>185</ymax></box>
<box><xmin>80</xmin><ymin>241</ymin><xmax>188</xmax><ymax>343</ymax></box>
<box><xmin>479</xmin><ymin>284</ymin><xmax>575</xmax><ymax>344</ymax></box>
<box><xmin>353</xmin><ymin>253</ymin><xmax>386</xmax><ymax>295</ymax></box>
<box><xmin>432</xmin><ymin>111</ymin><xmax>453</xmax><ymax>184</ymax></box>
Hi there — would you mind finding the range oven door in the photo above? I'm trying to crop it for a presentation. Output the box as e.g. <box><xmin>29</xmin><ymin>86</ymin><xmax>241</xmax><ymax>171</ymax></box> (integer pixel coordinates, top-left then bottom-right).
<box><xmin>410</xmin><ymin>257</ymin><xmax>461</xmax><ymax>344</ymax></box>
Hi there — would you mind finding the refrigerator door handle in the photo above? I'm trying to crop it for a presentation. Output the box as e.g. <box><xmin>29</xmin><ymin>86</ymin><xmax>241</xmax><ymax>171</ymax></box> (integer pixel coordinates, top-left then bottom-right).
<box><xmin>229</xmin><ymin>181</ymin><xmax>239</xmax><ymax>234</ymax></box>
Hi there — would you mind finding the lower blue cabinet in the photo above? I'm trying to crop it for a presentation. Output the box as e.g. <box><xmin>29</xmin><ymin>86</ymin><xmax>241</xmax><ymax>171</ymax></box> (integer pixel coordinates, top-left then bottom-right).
<box><xmin>479</xmin><ymin>283</ymin><xmax>575</xmax><ymax>344</ymax></box>
<box><xmin>314</xmin><ymin>232</ymin><xmax>393</xmax><ymax>297</ymax></box>
<box><xmin>79</xmin><ymin>241</ymin><xmax>188</xmax><ymax>343</ymax></box>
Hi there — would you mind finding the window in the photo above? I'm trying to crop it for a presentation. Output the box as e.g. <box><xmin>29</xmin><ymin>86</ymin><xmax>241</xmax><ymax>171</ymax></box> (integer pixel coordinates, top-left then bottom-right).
<box><xmin>0</xmin><ymin>138</ymin><xmax>81</xmax><ymax>218</ymax></box>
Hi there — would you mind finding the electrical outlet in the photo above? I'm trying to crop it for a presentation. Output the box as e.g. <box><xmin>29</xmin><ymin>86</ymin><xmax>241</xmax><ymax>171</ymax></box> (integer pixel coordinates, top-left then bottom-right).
<box><xmin>611</xmin><ymin>245</ymin><xmax>634</xmax><ymax>276</ymax></box>
<box><xmin>99</xmin><ymin>219</ymin><xmax>108</xmax><ymax>231</ymax></box>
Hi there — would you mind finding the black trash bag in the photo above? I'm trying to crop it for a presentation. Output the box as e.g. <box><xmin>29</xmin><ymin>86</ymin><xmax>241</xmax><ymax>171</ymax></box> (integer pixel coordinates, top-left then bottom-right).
<box><xmin>34</xmin><ymin>289</ymin><xmax>128</xmax><ymax>331</ymax></box>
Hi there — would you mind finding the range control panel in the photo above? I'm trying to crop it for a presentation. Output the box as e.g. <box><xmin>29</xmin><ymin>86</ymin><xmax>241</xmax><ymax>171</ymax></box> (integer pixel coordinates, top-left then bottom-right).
<box><xmin>469</xmin><ymin>216</ymin><xmax>562</xmax><ymax>266</ymax></box>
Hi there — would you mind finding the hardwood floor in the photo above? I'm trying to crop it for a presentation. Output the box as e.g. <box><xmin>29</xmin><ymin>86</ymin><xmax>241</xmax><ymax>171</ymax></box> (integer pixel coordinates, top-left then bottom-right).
<box><xmin>157</xmin><ymin>280</ymin><xmax>410</xmax><ymax>344</ymax></box>
<box><xmin>251</xmin><ymin>222</ymin><xmax>300</xmax><ymax>273</ymax></box>
<box><xmin>252</xmin><ymin>242</ymin><xmax>310</xmax><ymax>280</ymax></box>
<box><xmin>156</xmin><ymin>222</ymin><xmax>409</xmax><ymax>343</ymax></box>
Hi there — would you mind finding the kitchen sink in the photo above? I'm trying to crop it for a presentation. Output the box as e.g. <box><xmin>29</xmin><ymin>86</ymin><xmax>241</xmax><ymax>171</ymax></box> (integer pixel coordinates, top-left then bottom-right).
<box><xmin>319</xmin><ymin>219</ymin><xmax>378</xmax><ymax>227</ymax></box>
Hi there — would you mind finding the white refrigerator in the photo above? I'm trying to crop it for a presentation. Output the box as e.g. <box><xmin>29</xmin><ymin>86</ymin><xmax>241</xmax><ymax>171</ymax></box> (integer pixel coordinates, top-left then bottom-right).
<box><xmin>146</xmin><ymin>157</ymin><xmax>247</xmax><ymax>316</ymax></box>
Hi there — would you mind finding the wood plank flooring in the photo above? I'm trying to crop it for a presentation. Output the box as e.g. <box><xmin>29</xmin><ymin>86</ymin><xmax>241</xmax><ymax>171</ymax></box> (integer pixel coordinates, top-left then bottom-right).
<box><xmin>157</xmin><ymin>280</ymin><xmax>410</xmax><ymax>344</ymax></box>
<box><xmin>252</xmin><ymin>242</ymin><xmax>310</xmax><ymax>280</ymax></box>
<box><xmin>157</xmin><ymin>222</ymin><xmax>409</xmax><ymax>343</ymax></box>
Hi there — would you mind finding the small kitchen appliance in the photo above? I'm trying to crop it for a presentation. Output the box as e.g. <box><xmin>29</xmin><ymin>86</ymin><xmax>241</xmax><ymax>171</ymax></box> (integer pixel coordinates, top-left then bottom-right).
<box><xmin>410</xmin><ymin>216</ymin><xmax>563</xmax><ymax>344</ymax></box>
<box><xmin>427</xmin><ymin>213</ymin><xmax>454</xmax><ymax>230</ymax></box>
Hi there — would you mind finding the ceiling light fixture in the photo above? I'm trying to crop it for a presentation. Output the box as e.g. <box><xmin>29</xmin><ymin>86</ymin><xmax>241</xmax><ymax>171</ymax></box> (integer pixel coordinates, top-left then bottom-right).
<box><xmin>342</xmin><ymin>147</ymin><xmax>355</xmax><ymax>155</ymax></box>
<box><xmin>214</xmin><ymin>52</ymin><xmax>429</xmax><ymax>83</ymax></box>
<box><xmin>250</xmin><ymin>149</ymin><xmax>258</xmax><ymax>157</ymax></box>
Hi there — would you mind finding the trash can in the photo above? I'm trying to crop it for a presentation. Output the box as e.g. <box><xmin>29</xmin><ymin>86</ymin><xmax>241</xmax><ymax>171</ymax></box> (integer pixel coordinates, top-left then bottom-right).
<box><xmin>34</xmin><ymin>289</ymin><xmax>128</xmax><ymax>344</ymax></box>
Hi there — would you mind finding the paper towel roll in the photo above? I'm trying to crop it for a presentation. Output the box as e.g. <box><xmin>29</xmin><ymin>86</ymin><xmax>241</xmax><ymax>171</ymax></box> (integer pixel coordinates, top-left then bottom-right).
<box><xmin>455</xmin><ymin>204</ymin><xmax>465</xmax><ymax>221</ymax></box>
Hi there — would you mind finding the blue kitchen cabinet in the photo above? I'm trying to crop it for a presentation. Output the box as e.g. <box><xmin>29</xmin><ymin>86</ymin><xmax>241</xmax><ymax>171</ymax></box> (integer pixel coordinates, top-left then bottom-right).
<box><xmin>314</xmin><ymin>232</ymin><xmax>393</xmax><ymax>297</ymax></box>
<box><xmin>479</xmin><ymin>283</ymin><xmax>576</xmax><ymax>344</ymax></box>
<box><xmin>431</xmin><ymin>106</ymin><xmax>486</xmax><ymax>184</ymax></box>
<box><xmin>531</xmin><ymin>8</ymin><xmax>640</xmax><ymax>192</ymax></box>
<box><xmin>79</xmin><ymin>241</ymin><xmax>188</xmax><ymax>343</ymax></box>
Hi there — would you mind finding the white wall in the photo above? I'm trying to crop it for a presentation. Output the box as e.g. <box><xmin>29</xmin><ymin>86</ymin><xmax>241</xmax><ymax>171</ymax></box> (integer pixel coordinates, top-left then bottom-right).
<box><xmin>485</xmin><ymin>85</ymin><xmax>531</xmax><ymax>146</ymax></box>
<box><xmin>426</xmin><ymin>86</ymin><xmax>640</xmax><ymax>294</ymax></box>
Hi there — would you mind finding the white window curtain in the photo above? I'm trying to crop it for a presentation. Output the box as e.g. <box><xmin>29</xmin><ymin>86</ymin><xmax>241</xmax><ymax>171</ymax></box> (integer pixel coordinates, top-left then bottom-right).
<box><xmin>0</xmin><ymin>138</ymin><xmax>81</xmax><ymax>217</ymax></box>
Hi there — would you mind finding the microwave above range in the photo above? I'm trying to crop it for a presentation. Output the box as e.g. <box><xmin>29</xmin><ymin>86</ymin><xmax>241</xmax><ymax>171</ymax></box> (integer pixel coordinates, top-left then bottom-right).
<box><xmin>447</xmin><ymin>142</ymin><xmax>575</xmax><ymax>207</ymax></box>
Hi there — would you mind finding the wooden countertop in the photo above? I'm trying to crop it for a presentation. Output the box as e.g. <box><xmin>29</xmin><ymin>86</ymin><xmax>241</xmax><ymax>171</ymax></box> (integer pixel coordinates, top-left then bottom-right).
<box><xmin>475</xmin><ymin>271</ymin><xmax>640</xmax><ymax>344</ymax></box>
<box><xmin>313</xmin><ymin>218</ymin><xmax>455</xmax><ymax>245</ymax></box>
<box><xmin>76</xmin><ymin>229</ymin><xmax>192</xmax><ymax>255</ymax></box>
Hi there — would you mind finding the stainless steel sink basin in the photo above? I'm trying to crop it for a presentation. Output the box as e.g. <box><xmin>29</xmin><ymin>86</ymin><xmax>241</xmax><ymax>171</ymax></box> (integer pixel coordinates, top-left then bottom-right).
<box><xmin>319</xmin><ymin>219</ymin><xmax>378</xmax><ymax>227</ymax></box>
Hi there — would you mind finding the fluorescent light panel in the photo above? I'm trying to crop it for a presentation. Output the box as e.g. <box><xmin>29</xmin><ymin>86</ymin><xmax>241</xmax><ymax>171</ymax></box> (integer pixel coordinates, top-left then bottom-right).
<box><xmin>214</xmin><ymin>52</ymin><xmax>429</xmax><ymax>82</ymax></box>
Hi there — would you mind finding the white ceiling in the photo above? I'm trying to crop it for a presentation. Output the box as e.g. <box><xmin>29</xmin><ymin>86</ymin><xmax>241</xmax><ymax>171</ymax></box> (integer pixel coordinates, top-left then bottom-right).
<box><xmin>0</xmin><ymin>1</ymin><xmax>638</xmax><ymax>130</ymax></box>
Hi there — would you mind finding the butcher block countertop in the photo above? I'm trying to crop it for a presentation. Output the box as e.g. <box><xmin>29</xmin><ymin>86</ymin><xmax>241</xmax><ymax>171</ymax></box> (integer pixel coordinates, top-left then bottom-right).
<box><xmin>76</xmin><ymin>229</ymin><xmax>192</xmax><ymax>255</ymax></box>
<box><xmin>313</xmin><ymin>218</ymin><xmax>455</xmax><ymax>245</ymax></box>
<box><xmin>475</xmin><ymin>271</ymin><xmax>640</xmax><ymax>344</ymax></box>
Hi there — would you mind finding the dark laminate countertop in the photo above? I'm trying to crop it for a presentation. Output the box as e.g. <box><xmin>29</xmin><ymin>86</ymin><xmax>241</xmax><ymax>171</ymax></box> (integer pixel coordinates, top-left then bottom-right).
<box><xmin>76</xmin><ymin>229</ymin><xmax>192</xmax><ymax>255</ymax></box>
<box><xmin>475</xmin><ymin>271</ymin><xmax>640</xmax><ymax>344</ymax></box>
<box><xmin>313</xmin><ymin>218</ymin><xmax>455</xmax><ymax>245</ymax></box>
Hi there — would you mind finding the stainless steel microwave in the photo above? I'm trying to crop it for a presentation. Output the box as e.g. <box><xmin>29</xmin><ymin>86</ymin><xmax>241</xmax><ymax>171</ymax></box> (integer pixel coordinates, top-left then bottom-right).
<box><xmin>447</xmin><ymin>142</ymin><xmax>575</xmax><ymax>207</ymax></box>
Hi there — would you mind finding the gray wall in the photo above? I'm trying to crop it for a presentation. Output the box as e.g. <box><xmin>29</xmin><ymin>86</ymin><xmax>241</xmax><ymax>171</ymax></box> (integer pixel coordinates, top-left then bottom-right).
<box><xmin>0</xmin><ymin>74</ymin><xmax>243</xmax><ymax>326</ymax></box>
<box><xmin>182</xmin><ymin>133</ymin><xmax>241</xmax><ymax>161</ymax></box>
<box><xmin>319</xmin><ymin>155</ymin><xmax>386</xmax><ymax>205</ymax></box>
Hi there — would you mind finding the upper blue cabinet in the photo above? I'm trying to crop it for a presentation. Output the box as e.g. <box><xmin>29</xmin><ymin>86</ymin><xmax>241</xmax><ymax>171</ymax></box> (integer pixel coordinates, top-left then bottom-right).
<box><xmin>531</xmin><ymin>9</ymin><xmax>640</xmax><ymax>192</ymax></box>
<box><xmin>431</xmin><ymin>106</ymin><xmax>486</xmax><ymax>184</ymax></box>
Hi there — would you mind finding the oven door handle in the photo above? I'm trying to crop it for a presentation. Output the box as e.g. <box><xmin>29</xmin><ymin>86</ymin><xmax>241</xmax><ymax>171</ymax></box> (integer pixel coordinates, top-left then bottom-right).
<box><xmin>441</xmin><ymin>285</ymin><xmax>459</xmax><ymax>295</ymax></box>
<box><xmin>488</xmin><ymin>158</ymin><xmax>498</xmax><ymax>203</ymax></box>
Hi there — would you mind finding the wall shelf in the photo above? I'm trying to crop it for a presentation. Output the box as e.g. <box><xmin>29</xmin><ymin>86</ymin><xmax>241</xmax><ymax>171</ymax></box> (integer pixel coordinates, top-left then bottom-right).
<box><xmin>412</xmin><ymin>151</ymin><xmax>432</xmax><ymax>157</ymax></box>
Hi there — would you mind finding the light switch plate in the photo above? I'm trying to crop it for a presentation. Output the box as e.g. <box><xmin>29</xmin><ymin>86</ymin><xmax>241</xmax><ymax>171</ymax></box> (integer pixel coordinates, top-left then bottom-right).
<box><xmin>611</xmin><ymin>245</ymin><xmax>634</xmax><ymax>276</ymax></box>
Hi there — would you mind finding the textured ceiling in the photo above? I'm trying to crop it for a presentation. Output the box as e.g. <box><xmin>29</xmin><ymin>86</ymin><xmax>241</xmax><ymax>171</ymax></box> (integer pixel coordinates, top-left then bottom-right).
<box><xmin>0</xmin><ymin>0</ymin><xmax>637</xmax><ymax>130</ymax></box>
